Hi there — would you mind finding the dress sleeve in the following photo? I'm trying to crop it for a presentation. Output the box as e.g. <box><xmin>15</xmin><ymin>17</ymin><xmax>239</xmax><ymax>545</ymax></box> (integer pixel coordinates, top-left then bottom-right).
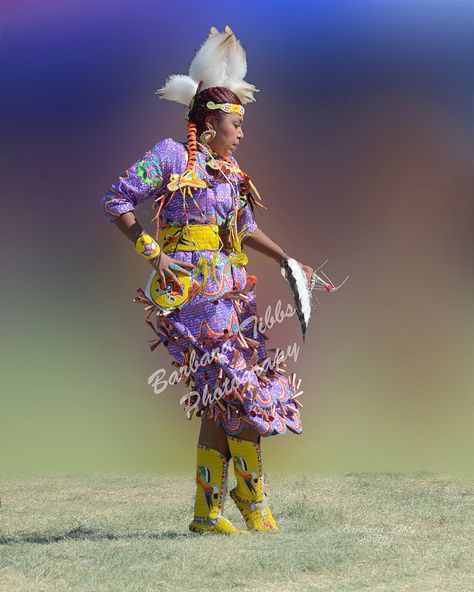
<box><xmin>101</xmin><ymin>137</ymin><xmax>174</xmax><ymax>222</ymax></box>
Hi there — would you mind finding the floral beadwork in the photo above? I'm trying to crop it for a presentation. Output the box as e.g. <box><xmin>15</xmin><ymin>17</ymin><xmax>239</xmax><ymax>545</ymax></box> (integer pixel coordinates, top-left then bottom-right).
<box><xmin>137</xmin><ymin>155</ymin><xmax>164</xmax><ymax>190</ymax></box>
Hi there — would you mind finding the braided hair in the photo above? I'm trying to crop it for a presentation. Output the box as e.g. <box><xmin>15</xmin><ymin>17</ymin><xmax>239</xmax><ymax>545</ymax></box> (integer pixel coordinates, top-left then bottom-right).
<box><xmin>185</xmin><ymin>86</ymin><xmax>243</xmax><ymax>169</ymax></box>
<box><xmin>184</xmin><ymin>86</ymin><xmax>255</xmax><ymax>212</ymax></box>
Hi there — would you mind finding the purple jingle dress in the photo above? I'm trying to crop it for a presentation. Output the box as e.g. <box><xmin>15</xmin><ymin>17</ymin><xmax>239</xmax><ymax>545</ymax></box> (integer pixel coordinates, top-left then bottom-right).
<box><xmin>101</xmin><ymin>137</ymin><xmax>303</xmax><ymax>437</ymax></box>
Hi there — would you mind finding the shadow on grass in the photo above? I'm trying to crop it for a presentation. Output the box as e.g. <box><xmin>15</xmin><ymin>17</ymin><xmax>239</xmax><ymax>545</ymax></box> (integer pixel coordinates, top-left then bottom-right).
<box><xmin>0</xmin><ymin>526</ymin><xmax>192</xmax><ymax>545</ymax></box>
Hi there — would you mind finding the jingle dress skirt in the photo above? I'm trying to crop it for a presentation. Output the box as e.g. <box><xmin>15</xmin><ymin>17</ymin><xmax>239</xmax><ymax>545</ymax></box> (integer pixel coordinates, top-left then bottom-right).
<box><xmin>101</xmin><ymin>137</ymin><xmax>303</xmax><ymax>437</ymax></box>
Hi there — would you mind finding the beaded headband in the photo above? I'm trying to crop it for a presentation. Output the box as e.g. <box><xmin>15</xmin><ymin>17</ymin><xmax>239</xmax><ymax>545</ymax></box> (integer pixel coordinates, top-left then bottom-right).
<box><xmin>206</xmin><ymin>101</ymin><xmax>245</xmax><ymax>115</ymax></box>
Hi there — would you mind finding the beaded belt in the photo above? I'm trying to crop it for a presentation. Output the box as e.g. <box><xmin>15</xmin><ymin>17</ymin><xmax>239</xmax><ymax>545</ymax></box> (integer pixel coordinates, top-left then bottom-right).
<box><xmin>160</xmin><ymin>223</ymin><xmax>220</xmax><ymax>253</ymax></box>
<box><xmin>159</xmin><ymin>223</ymin><xmax>248</xmax><ymax>267</ymax></box>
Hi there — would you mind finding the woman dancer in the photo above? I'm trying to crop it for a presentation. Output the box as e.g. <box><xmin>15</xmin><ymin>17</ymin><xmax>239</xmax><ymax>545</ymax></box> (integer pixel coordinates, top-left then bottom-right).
<box><xmin>101</xmin><ymin>26</ymin><xmax>314</xmax><ymax>534</ymax></box>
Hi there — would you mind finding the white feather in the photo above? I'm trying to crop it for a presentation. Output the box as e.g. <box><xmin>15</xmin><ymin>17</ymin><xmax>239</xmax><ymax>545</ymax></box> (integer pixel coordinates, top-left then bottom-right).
<box><xmin>225</xmin><ymin>27</ymin><xmax>248</xmax><ymax>82</ymax></box>
<box><xmin>286</xmin><ymin>258</ymin><xmax>312</xmax><ymax>325</ymax></box>
<box><xmin>155</xmin><ymin>74</ymin><xmax>198</xmax><ymax>106</ymax></box>
<box><xmin>231</xmin><ymin>81</ymin><xmax>259</xmax><ymax>104</ymax></box>
<box><xmin>158</xmin><ymin>25</ymin><xmax>259</xmax><ymax>107</ymax></box>
<box><xmin>281</xmin><ymin>258</ymin><xmax>312</xmax><ymax>340</ymax></box>
<box><xmin>189</xmin><ymin>28</ymin><xmax>228</xmax><ymax>87</ymax></box>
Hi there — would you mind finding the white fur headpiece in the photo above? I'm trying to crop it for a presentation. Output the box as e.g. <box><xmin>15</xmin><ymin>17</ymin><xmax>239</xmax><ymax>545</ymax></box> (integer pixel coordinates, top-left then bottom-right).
<box><xmin>155</xmin><ymin>25</ymin><xmax>259</xmax><ymax>108</ymax></box>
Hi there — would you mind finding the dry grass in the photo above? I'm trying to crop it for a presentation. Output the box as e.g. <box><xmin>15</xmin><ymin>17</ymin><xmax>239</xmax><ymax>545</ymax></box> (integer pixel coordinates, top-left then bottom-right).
<box><xmin>0</xmin><ymin>472</ymin><xmax>472</xmax><ymax>591</ymax></box>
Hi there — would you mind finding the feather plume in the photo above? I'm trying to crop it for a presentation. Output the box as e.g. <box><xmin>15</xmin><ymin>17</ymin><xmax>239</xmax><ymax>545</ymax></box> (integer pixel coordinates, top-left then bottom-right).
<box><xmin>230</xmin><ymin>81</ymin><xmax>259</xmax><ymax>104</ymax></box>
<box><xmin>156</xmin><ymin>25</ymin><xmax>259</xmax><ymax>107</ymax></box>
<box><xmin>189</xmin><ymin>28</ymin><xmax>231</xmax><ymax>86</ymax></box>
<box><xmin>155</xmin><ymin>74</ymin><xmax>198</xmax><ymax>106</ymax></box>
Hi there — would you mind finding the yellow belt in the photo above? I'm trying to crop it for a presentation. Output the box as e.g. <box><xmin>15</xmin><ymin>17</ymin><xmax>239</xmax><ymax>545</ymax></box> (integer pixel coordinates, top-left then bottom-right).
<box><xmin>160</xmin><ymin>223</ymin><xmax>220</xmax><ymax>253</ymax></box>
<box><xmin>159</xmin><ymin>223</ymin><xmax>248</xmax><ymax>268</ymax></box>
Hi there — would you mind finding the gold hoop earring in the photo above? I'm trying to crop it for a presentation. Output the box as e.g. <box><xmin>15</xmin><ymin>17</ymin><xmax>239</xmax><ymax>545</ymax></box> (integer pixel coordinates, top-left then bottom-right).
<box><xmin>199</xmin><ymin>129</ymin><xmax>216</xmax><ymax>144</ymax></box>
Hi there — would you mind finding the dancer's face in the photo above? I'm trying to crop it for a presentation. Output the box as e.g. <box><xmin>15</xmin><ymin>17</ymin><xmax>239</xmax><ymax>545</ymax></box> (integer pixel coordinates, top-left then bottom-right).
<box><xmin>206</xmin><ymin>113</ymin><xmax>244</xmax><ymax>158</ymax></box>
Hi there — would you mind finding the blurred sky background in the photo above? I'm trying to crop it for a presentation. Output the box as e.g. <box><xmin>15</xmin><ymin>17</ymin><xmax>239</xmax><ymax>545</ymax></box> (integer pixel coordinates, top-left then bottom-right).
<box><xmin>1</xmin><ymin>0</ymin><xmax>473</xmax><ymax>476</ymax></box>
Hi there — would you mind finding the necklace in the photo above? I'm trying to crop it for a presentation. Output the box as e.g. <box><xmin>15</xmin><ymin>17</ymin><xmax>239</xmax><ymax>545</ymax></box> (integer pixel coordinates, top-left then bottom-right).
<box><xmin>196</xmin><ymin>142</ymin><xmax>241</xmax><ymax>204</ymax></box>
<box><xmin>196</xmin><ymin>142</ymin><xmax>220</xmax><ymax>160</ymax></box>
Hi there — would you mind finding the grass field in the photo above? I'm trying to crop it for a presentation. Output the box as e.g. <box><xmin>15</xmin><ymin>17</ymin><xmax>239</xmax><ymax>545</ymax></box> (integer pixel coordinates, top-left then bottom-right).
<box><xmin>0</xmin><ymin>472</ymin><xmax>472</xmax><ymax>591</ymax></box>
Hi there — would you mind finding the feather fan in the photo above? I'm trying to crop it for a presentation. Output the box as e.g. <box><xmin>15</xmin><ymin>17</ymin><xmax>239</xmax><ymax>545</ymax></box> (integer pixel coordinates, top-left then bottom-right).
<box><xmin>280</xmin><ymin>258</ymin><xmax>313</xmax><ymax>342</ymax></box>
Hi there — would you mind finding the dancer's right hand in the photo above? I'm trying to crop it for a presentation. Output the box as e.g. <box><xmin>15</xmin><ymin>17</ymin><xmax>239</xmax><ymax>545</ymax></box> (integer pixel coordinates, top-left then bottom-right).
<box><xmin>149</xmin><ymin>252</ymin><xmax>196</xmax><ymax>288</ymax></box>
